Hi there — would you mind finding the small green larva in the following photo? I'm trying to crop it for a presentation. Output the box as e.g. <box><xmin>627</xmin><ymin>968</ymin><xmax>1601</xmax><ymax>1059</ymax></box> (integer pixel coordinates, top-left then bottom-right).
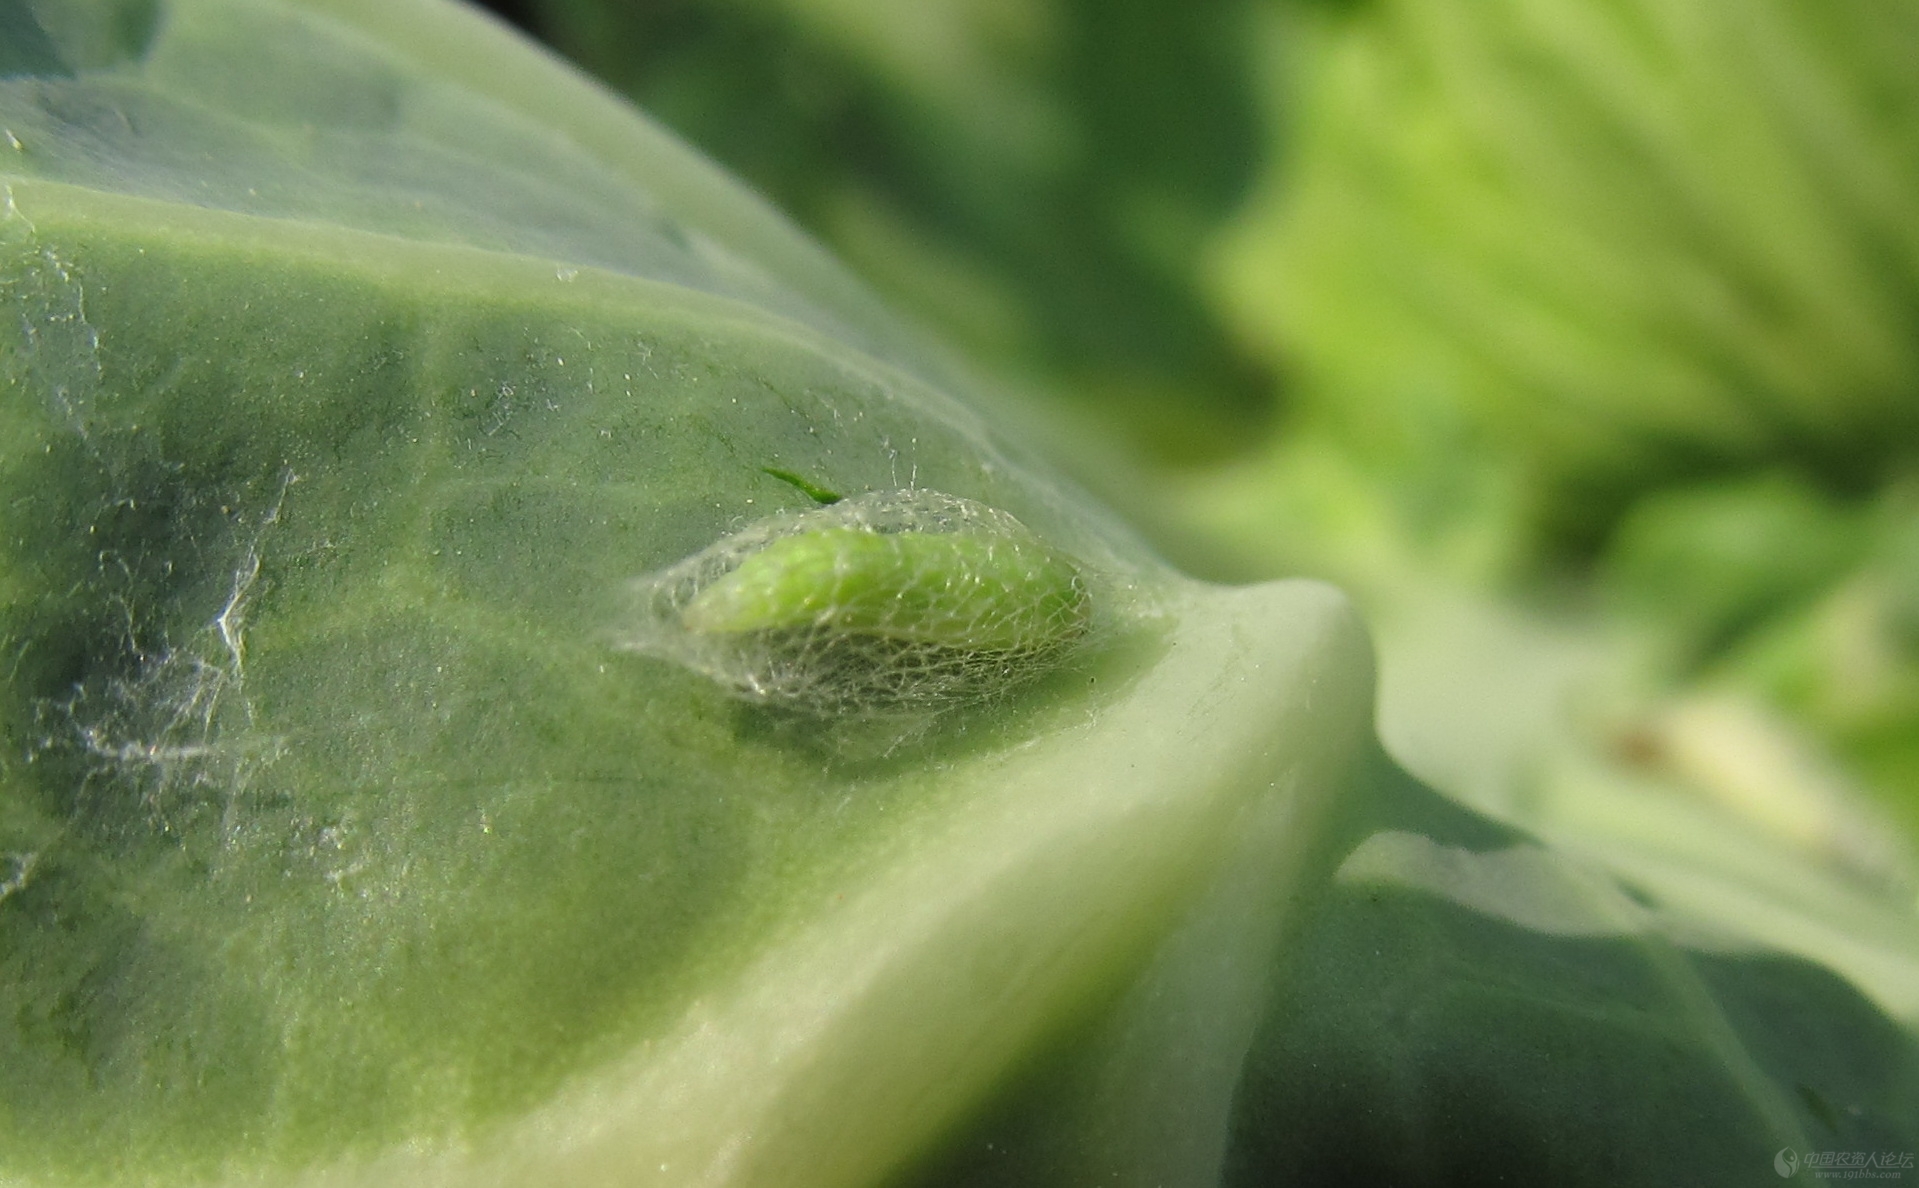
<box><xmin>760</xmin><ymin>466</ymin><xmax>843</xmax><ymax>505</ymax></box>
<box><xmin>620</xmin><ymin>490</ymin><xmax>1091</xmax><ymax>714</ymax></box>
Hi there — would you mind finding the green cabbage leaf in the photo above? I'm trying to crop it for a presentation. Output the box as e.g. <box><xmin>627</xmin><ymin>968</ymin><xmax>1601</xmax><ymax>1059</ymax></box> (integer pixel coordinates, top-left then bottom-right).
<box><xmin>0</xmin><ymin>2</ymin><xmax>1913</xmax><ymax>1186</ymax></box>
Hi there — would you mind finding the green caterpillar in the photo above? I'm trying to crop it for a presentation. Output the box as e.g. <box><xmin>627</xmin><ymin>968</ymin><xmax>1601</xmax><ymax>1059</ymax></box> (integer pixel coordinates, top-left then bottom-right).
<box><xmin>625</xmin><ymin>489</ymin><xmax>1091</xmax><ymax>713</ymax></box>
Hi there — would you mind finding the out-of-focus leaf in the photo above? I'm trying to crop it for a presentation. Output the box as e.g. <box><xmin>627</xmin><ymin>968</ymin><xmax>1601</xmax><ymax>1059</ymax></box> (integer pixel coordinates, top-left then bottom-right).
<box><xmin>1189</xmin><ymin>0</ymin><xmax>1919</xmax><ymax>895</ymax></box>
<box><xmin>513</xmin><ymin>0</ymin><xmax>1276</xmax><ymax>464</ymax></box>
<box><xmin>1215</xmin><ymin>0</ymin><xmax>1919</xmax><ymax>549</ymax></box>
<box><xmin>1600</xmin><ymin>473</ymin><xmax>1873</xmax><ymax>671</ymax></box>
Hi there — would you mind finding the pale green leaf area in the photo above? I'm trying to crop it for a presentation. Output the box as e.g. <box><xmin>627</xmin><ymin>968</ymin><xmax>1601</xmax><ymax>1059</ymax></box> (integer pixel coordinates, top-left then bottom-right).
<box><xmin>1176</xmin><ymin>0</ymin><xmax>1919</xmax><ymax>1031</ymax></box>
<box><xmin>1197</xmin><ymin>0</ymin><xmax>1919</xmax><ymax>761</ymax></box>
<box><xmin>1217</xmin><ymin>0</ymin><xmax>1919</xmax><ymax>544</ymax></box>
<box><xmin>0</xmin><ymin>1</ymin><xmax>1915</xmax><ymax>1187</ymax></box>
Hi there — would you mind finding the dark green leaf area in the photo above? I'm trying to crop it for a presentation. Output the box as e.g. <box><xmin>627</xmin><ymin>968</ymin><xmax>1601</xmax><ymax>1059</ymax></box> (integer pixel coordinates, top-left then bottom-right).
<box><xmin>0</xmin><ymin>0</ymin><xmax>157</xmax><ymax>77</ymax></box>
<box><xmin>0</xmin><ymin>217</ymin><xmax>1041</xmax><ymax>1180</ymax></box>
<box><xmin>523</xmin><ymin>0</ymin><xmax>1276</xmax><ymax>463</ymax></box>
<box><xmin>0</xmin><ymin>0</ymin><xmax>70</xmax><ymax>79</ymax></box>
<box><xmin>1223</xmin><ymin>887</ymin><xmax>1919</xmax><ymax>1187</ymax></box>
<box><xmin>1601</xmin><ymin>473</ymin><xmax>1872</xmax><ymax>669</ymax></box>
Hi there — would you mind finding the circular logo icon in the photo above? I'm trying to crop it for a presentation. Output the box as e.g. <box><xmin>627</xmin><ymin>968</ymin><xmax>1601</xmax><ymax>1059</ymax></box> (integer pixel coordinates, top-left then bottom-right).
<box><xmin>1775</xmin><ymin>1148</ymin><xmax>1799</xmax><ymax>1178</ymax></box>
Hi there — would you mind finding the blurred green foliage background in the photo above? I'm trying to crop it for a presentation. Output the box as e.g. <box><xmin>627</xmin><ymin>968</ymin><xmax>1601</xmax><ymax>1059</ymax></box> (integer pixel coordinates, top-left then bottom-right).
<box><xmin>479</xmin><ymin>0</ymin><xmax>1919</xmax><ymax>902</ymax></box>
<box><xmin>509</xmin><ymin>0</ymin><xmax>1276</xmax><ymax>464</ymax></box>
